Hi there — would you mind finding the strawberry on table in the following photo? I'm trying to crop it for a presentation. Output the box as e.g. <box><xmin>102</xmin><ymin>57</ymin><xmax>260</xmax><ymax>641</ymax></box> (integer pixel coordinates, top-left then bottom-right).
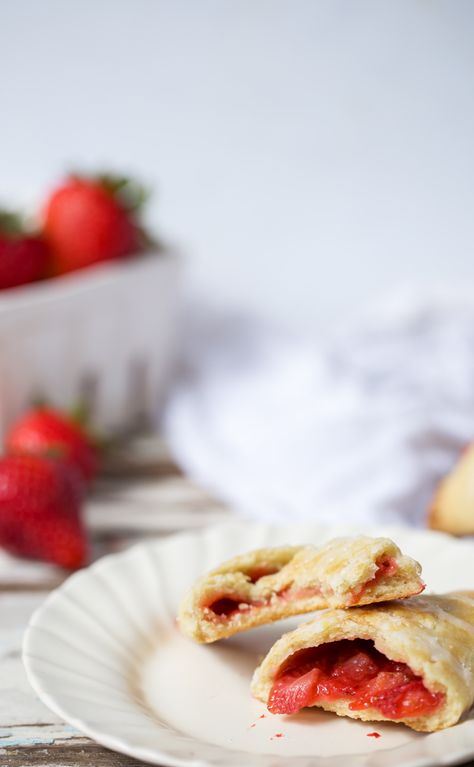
<box><xmin>43</xmin><ymin>174</ymin><xmax>148</xmax><ymax>275</ymax></box>
<box><xmin>0</xmin><ymin>211</ymin><xmax>48</xmax><ymax>289</ymax></box>
<box><xmin>6</xmin><ymin>407</ymin><xmax>99</xmax><ymax>485</ymax></box>
<box><xmin>0</xmin><ymin>455</ymin><xmax>88</xmax><ymax>569</ymax></box>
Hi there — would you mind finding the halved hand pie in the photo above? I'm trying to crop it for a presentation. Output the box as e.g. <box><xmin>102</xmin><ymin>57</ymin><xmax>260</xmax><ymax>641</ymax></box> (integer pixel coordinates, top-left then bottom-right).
<box><xmin>429</xmin><ymin>444</ymin><xmax>474</xmax><ymax>535</ymax></box>
<box><xmin>178</xmin><ymin>536</ymin><xmax>424</xmax><ymax>643</ymax></box>
<box><xmin>251</xmin><ymin>591</ymin><xmax>474</xmax><ymax>732</ymax></box>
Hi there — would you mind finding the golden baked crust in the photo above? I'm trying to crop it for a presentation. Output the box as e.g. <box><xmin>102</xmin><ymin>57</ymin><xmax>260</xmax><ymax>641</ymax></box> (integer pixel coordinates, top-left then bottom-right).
<box><xmin>429</xmin><ymin>445</ymin><xmax>474</xmax><ymax>535</ymax></box>
<box><xmin>251</xmin><ymin>591</ymin><xmax>474</xmax><ymax>732</ymax></box>
<box><xmin>177</xmin><ymin>536</ymin><xmax>424</xmax><ymax>643</ymax></box>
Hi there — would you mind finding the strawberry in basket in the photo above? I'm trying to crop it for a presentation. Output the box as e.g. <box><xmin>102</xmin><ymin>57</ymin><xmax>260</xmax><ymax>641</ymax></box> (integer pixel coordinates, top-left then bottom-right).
<box><xmin>0</xmin><ymin>211</ymin><xmax>48</xmax><ymax>289</ymax></box>
<box><xmin>43</xmin><ymin>174</ymin><xmax>149</xmax><ymax>275</ymax></box>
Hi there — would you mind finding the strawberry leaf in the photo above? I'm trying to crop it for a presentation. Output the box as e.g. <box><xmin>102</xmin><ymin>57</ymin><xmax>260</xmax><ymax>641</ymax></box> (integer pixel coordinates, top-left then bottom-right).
<box><xmin>97</xmin><ymin>173</ymin><xmax>150</xmax><ymax>213</ymax></box>
<box><xmin>0</xmin><ymin>210</ymin><xmax>25</xmax><ymax>238</ymax></box>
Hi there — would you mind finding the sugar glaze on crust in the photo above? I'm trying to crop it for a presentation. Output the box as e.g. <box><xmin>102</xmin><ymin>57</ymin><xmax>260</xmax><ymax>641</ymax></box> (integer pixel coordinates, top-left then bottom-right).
<box><xmin>251</xmin><ymin>591</ymin><xmax>474</xmax><ymax>732</ymax></box>
<box><xmin>177</xmin><ymin>536</ymin><xmax>424</xmax><ymax>643</ymax></box>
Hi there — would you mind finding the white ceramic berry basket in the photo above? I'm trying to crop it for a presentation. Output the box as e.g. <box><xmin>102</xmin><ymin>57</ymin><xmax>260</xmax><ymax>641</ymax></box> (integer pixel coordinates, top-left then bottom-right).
<box><xmin>0</xmin><ymin>250</ymin><xmax>180</xmax><ymax>439</ymax></box>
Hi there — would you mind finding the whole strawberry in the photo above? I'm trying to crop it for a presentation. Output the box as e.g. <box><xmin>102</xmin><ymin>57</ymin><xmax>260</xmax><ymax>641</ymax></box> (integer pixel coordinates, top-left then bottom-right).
<box><xmin>6</xmin><ymin>407</ymin><xmax>99</xmax><ymax>485</ymax></box>
<box><xmin>43</xmin><ymin>174</ymin><xmax>147</xmax><ymax>275</ymax></box>
<box><xmin>0</xmin><ymin>455</ymin><xmax>88</xmax><ymax>569</ymax></box>
<box><xmin>0</xmin><ymin>211</ymin><xmax>48</xmax><ymax>289</ymax></box>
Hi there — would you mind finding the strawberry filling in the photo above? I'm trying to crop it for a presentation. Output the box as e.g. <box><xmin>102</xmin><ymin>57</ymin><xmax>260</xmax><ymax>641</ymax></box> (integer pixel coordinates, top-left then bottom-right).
<box><xmin>205</xmin><ymin>556</ymin><xmax>407</xmax><ymax>620</ymax></box>
<box><xmin>348</xmin><ymin>556</ymin><xmax>399</xmax><ymax>605</ymax></box>
<box><xmin>206</xmin><ymin>597</ymin><xmax>255</xmax><ymax>617</ymax></box>
<box><xmin>205</xmin><ymin>567</ymin><xmax>282</xmax><ymax>618</ymax></box>
<box><xmin>268</xmin><ymin>639</ymin><xmax>444</xmax><ymax>720</ymax></box>
<box><xmin>205</xmin><ymin>586</ymin><xmax>322</xmax><ymax>621</ymax></box>
<box><xmin>374</xmin><ymin>555</ymin><xmax>399</xmax><ymax>579</ymax></box>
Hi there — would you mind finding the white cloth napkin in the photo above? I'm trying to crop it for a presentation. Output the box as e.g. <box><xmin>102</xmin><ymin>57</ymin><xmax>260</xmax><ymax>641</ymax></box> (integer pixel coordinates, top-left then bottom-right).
<box><xmin>163</xmin><ymin>289</ymin><xmax>474</xmax><ymax>526</ymax></box>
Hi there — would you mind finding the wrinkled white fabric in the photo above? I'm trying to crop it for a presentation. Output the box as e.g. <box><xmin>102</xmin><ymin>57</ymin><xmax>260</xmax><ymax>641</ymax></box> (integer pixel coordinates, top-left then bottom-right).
<box><xmin>163</xmin><ymin>290</ymin><xmax>474</xmax><ymax>526</ymax></box>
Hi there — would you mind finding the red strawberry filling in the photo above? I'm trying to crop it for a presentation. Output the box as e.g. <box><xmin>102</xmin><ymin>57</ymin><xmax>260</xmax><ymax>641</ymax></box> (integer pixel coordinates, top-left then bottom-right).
<box><xmin>348</xmin><ymin>556</ymin><xmax>400</xmax><ymax>605</ymax></box>
<box><xmin>205</xmin><ymin>568</ymin><xmax>283</xmax><ymax>618</ymax></box>
<box><xmin>206</xmin><ymin>597</ymin><xmax>254</xmax><ymax>617</ymax></box>
<box><xmin>205</xmin><ymin>586</ymin><xmax>322</xmax><ymax>620</ymax></box>
<box><xmin>268</xmin><ymin>639</ymin><xmax>444</xmax><ymax>720</ymax></box>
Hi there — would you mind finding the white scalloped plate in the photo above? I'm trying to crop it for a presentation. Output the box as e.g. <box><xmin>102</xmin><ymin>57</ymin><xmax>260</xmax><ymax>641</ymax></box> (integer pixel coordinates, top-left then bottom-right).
<box><xmin>23</xmin><ymin>523</ymin><xmax>474</xmax><ymax>767</ymax></box>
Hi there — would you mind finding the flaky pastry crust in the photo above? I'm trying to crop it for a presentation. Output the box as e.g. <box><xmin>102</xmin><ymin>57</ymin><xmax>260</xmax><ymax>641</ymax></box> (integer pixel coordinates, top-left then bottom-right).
<box><xmin>178</xmin><ymin>536</ymin><xmax>424</xmax><ymax>643</ymax></box>
<box><xmin>251</xmin><ymin>591</ymin><xmax>474</xmax><ymax>732</ymax></box>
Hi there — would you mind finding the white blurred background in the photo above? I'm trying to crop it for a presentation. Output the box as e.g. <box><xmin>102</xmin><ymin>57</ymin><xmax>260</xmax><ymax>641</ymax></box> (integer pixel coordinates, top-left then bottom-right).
<box><xmin>2</xmin><ymin>0</ymin><xmax>474</xmax><ymax>329</ymax></box>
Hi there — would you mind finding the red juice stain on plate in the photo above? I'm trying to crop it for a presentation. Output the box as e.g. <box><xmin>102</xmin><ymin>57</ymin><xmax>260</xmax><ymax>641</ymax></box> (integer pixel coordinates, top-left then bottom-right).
<box><xmin>249</xmin><ymin>723</ymin><xmax>256</xmax><ymax>728</ymax></box>
<box><xmin>258</xmin><ymin>714</ymin><xmax>266</xmax><ymax>719</ymax></box>
<box><xmin>367</xmin><ymin>732</ymin><xmax>381</xmax><ymax>739</ymax></box>
<box><xmin>274</xmin><ymin>733</ymin><xmax>284</xmax><ymax>738</ymax></box>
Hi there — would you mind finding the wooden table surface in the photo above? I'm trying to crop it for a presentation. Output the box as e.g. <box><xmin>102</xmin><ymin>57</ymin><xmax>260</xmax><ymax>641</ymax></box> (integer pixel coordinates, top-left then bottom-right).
<box><xmin>1</xmin><ymin>436</ymin><xmax>472</xmax><ymax>767</ymax></box>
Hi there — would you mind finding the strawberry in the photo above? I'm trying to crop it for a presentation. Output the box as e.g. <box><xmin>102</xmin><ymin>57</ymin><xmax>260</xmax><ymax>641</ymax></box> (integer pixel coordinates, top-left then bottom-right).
<box><xmin>268</xmin><ymin>667</ymin><xmax>321</xmax><ymax>715</ymax></box>
<box><xmin>43</xmin><ymin>174</ymin><xmax>148</xmax><ymax>275</ymax></box>
<box><xmin>0</xmin><ymin>455</ymin><xmax>88</xmax><ymax>569</ymax></box>
<box><xmin>5</xmin><ymin>407</ymin><xmax>99</xmax><ymax>485</ymax></box>
<box><xmin>0</xmin><ymin>211</ymin><xmax>48</xmax><ymax>289</ymax></box>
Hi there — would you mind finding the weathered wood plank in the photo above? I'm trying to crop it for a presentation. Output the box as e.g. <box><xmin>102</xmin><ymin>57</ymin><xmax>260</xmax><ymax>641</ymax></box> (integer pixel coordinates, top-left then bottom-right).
<box><xmin>101</xmin><ymin>433</ymin><xmax>180</xmax><ymax>481</ymax></box>
<box><xmin>0</xmin><ymin>724</ymin><xmax>83</xmax><ymax>751</ymax></box>
<box><xmin>1</xmin><ymin>741</ymin><xmax>151</xmax><ymax>766</ymax></box>
<box><xmin>2</xmin><ymin>743</ymin><xmax>474</xmax><ymax>767</ymax></box>
<box><xmin>0</xmin><ymin>554</ymin><xmax>64</xmax><ymax>591</ymax></box>
<box><xmin>0</xmin><ymin>594</ymin><xmax>67</xmax><ymax>730</ymax></box>
<box><xmin>93</xmin><ymin>475</ymin><xmax>217</xmax><ymax>502</ymax></box>
<box><xmin>86</xmin><ymin>484</ymin><xmax>230</xmax><ymax>532</ymax></box>
<box><xmin>0</xmin><ymin>583</ymin><xmax>61</xmax><ymax>594</ymax></box>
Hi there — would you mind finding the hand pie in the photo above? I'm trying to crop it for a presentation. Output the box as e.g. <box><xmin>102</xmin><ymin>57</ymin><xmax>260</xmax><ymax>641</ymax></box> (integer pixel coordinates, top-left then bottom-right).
<box><xmin>178</xmin><ymin>536</ymin><xmax>424</xmax><ymax>643</ymax></box>
<box><xmin>251</xmin><ymin>591</ymin><xmax>474</xmax><ymax>732</ymax></box>
<box><xmin>429</xmin><ymin>444</ymin><xmax>474</xmax><ymax>535</ymax></box>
